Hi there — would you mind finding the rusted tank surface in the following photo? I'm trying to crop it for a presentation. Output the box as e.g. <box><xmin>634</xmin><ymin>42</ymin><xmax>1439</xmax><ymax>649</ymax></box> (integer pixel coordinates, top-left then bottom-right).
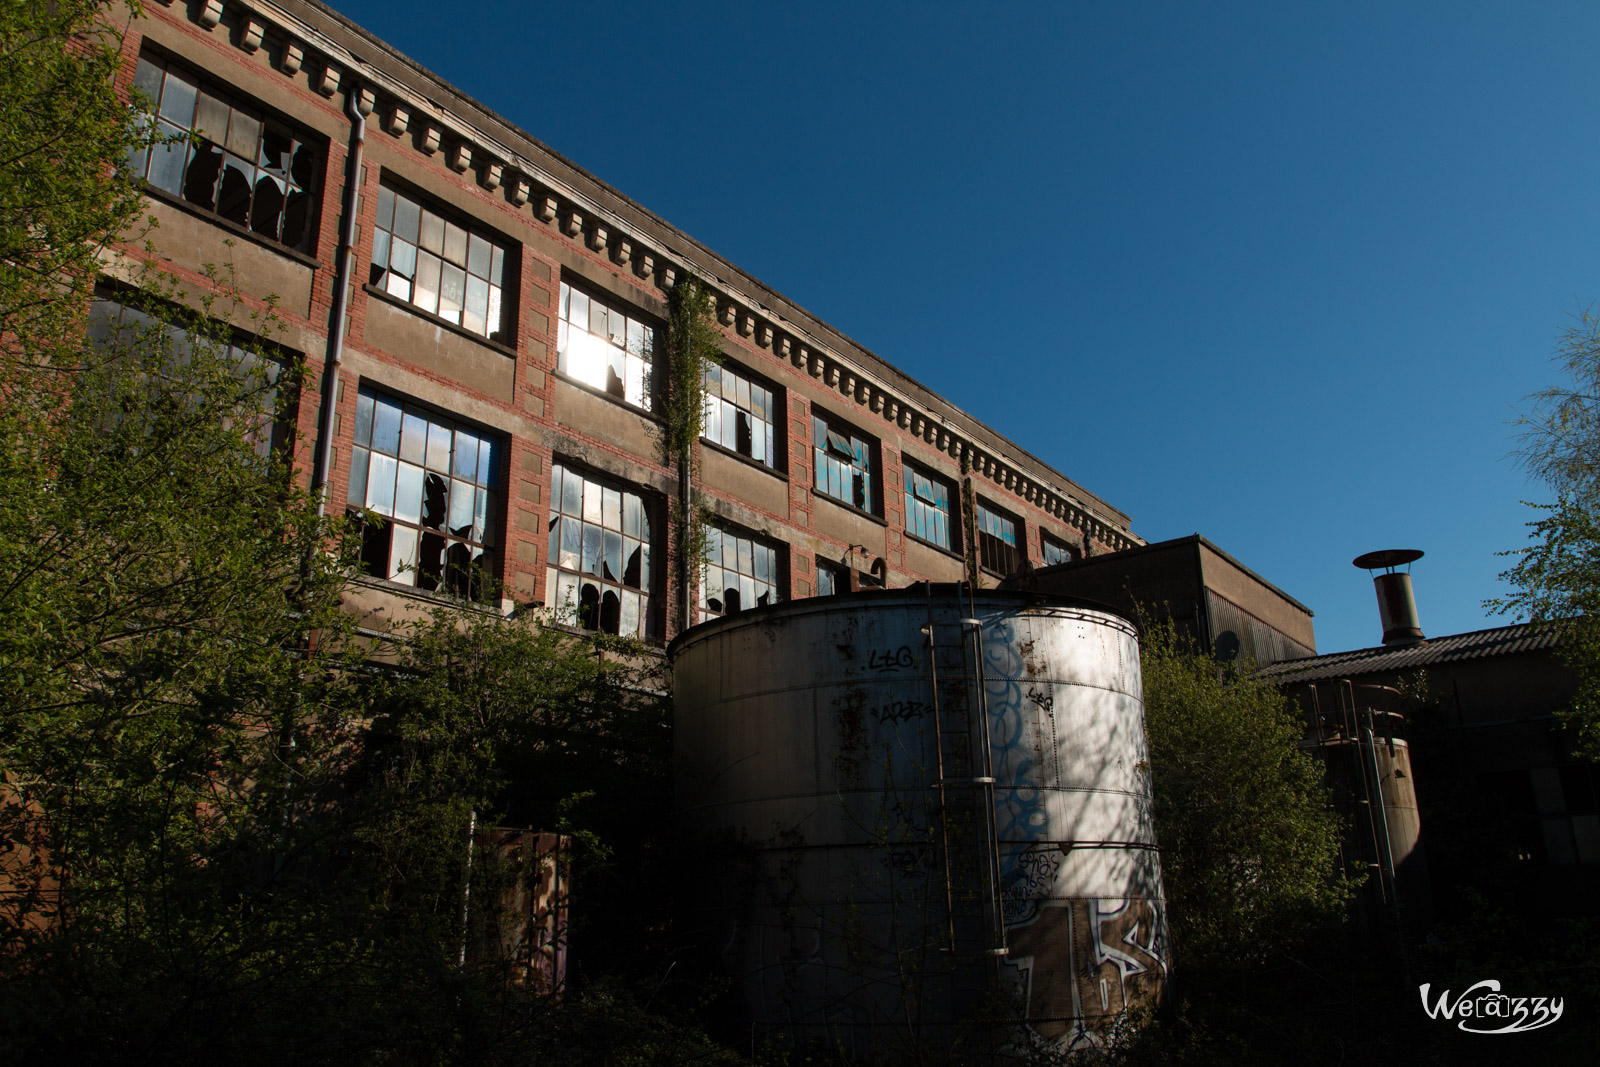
<box><xmin>670</xmin><ymin>588</ymin><xmax>1167</xmax><ymax>1057</ymax></box>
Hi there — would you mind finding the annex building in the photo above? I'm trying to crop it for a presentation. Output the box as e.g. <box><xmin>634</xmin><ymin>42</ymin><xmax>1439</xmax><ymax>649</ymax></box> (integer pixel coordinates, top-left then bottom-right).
<box><xmin>108</xmin><ymin>0</ymin><xmax>1143</xmax><ymax>644</ymax></box>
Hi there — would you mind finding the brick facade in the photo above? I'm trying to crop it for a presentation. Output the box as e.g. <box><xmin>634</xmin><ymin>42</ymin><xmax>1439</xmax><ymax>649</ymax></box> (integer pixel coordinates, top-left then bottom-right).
<box><xmin>113</xmin><ymin>0</ymin><xmax>1142</xmax><ymax>643</ymax></box>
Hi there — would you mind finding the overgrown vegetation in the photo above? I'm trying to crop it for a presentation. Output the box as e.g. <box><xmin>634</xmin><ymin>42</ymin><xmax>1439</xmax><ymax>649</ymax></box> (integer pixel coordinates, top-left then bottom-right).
<box><xmin>1138</xmin><ymin>621</ymin><xmax>1350</xmax><ymax>970</ymax></box>
<box><xmin>1493</xmin><ymin>308</ymin><xmax>1600</xmax><ymax>758</ymax></box>
<box><xmin>664</xmin><ymin>275</ymin><xmax>723</xmax><ymax>627</ymax></box>
<box><xmin>0</xmin><ymin>4</ymin><xmax>719</xmax><ymax>1062</ymax></box>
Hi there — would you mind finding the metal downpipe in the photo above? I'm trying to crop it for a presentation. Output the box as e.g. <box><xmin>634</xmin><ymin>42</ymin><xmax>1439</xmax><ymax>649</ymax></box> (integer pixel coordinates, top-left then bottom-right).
<box><xmin>313</xmin><ymin>85</ymin><xmax>367</xmax><ymax>516</ymax></box>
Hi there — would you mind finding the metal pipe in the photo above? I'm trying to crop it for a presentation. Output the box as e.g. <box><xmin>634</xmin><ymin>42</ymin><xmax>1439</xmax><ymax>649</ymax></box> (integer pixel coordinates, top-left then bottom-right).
<box><xmin>922</xmin><ymin>589</ymin><xmax>958</xmax><ymax>954</ymax></box>
<box><xmin>966</xmin><ymin>617</ymin><xmax>1007</xmax><ymax>957</ymax></box>
<box><xmin>457</xmin><ymin>808</ymin><xmax>477</xmax><ymax>968</ymax></box>
<box><xmin>313</xmin><ymin>85</ymin><xmax>367</xmax><ymax>516</ymax></box>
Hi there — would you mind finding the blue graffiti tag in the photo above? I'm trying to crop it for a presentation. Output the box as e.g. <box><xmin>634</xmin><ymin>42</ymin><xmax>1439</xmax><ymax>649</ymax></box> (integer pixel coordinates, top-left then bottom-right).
<box><xmin>982</xmin><ymin>618</ymin><xmax>1052</xmax><ymax>923</ymax></box>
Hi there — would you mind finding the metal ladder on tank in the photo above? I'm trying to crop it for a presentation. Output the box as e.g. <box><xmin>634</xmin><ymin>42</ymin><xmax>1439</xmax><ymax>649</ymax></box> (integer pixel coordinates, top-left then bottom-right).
<box><xmin>922</xmin><ymin>601</ymin><xmax>1009</xmax><ymax>960</ymax></box>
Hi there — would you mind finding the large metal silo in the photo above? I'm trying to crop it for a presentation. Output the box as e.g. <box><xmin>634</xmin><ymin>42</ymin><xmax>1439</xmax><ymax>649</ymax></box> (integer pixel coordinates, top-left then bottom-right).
<box><xmin>670</xmin><ymin>587</ymin><xmax>1167</xmax><ymax>1057</ymax></box>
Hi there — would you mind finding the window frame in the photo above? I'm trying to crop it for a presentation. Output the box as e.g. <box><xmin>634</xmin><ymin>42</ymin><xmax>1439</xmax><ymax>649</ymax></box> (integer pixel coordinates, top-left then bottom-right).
<box><xmin>544</xmin><ymin>462</ymin><xmax>658</xmax><ymax>640</ymax></box>
<box><xmin>902</xmin><ymin>462</ymin><xmax>957</xmax><ymax>553</ymax></box>
<box><xmin>702</xmin><ymin>359</ymin><xmax>782</xmax><ymax>471</ymax></box>
<box><xmin>1041</xmin><ymin>531</ymin><xmax>1080</xmax><ymax>568</ymax></box>
<box><xmin>811</xmin><ymin>408</ymin><xmax>878</xmax><ymax>516</ymax></box>
<box><xmin>346</xmin><ymin>386</ymin><xmax>502</xmax><ymax>599</ymax></box>
<box><xmin>369</xmin><ymin>177</ymin><xmax>514</xmax><ymax>345</ymax></box>
<box><xmin>698</xmin><ymin>523</ymin><xmax>784</xmax><ymax>623</ymax></box>
<box><xmin>86</xmin><ymin>287</ymin><xmax>295</xmax><ymax>462</ymax></box>
<box><xmin>127</xmin><ymin>50</ymin><xmax>323</xmax><ymax>256</ymax></box>
<box><xmin>556</xmin><ymin>279</ymin><xmax>659</xmax><ymax>412</ymax></box>
<box><xmin>975</xmin><ymin>498</ymin><xmax>1025</xmax><ymax>577</ymax></box>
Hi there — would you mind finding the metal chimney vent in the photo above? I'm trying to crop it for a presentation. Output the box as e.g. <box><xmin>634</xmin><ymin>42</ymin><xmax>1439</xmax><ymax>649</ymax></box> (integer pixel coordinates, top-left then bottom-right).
<box><xmin>1353</xmin><ymin>549</ymin><xmax>1425</xmax><ymax>647</ymax></box>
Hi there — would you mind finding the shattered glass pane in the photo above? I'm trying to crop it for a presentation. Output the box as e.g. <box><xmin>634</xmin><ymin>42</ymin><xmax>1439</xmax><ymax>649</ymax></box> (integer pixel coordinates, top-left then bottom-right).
<box><xmin>282</xmin><ymin>190</ymin><xmax>313</xmax><ymax>252</ymax></box>
<box><xmin>183</xmin><ymin>143</ymin><xmax>222</xmax><ymax>210</ymax></box>
<box><xmin>259</xmin><ymin>121</ymin><xmax>292</xmax><ymax>172</ymax></box>
<box><xmin>217</xmin><ymin>158</ymin><xmax>253</xmax><ymax>226</ymax></box>
<box><xmin>289</xmin><ymin>141</ymin><xmax>316</xmax><ymax>188</ymax></box>
<box><xmin>250</xmin><ymin>172</ymin><xmax>285</xmax><ymax>240</ymax></box>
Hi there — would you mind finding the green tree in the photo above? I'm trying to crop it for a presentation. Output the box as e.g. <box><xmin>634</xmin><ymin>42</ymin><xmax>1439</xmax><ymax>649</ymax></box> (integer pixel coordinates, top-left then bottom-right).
<box><xmin>0</xmin><ymin>4</ymin><xmax>709</xmax><ymax>1061</ymax></box>
<box><xmin>1138</xmin><ymin>621</ymin><xmax>1348</xmax><ymax>971</ymax></box>
<box><xmin>1108</xmin><ymin>623</ymin><xmax>1358</xmax><ymax>1065</ymax></box>
<box><xmin>1494</xmin><ymin>309</ymin><xmax>1600</xmax><ymax>758</ymax></box>
<box><xmin>0</xmin><ymin>1</ymin><xmax>371</xmax><ymax>1049</ymax></box>
<box><xmin>0</xmin><ymin>0</ymin><xmax>145</xmax><ymax>353</ymax></box>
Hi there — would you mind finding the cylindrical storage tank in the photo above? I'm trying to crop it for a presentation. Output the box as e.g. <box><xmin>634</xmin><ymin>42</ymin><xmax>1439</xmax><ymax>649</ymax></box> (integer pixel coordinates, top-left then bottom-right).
<box><xmin>670</xmin><ymin>589</ymin><xmax>1167</xmax><ymax>1057</ymax></box>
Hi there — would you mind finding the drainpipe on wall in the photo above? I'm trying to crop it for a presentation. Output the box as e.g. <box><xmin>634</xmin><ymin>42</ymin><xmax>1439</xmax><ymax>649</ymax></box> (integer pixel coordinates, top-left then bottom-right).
<box><xmin>312</xmin><ymin>85</ymin><xmax>369</xmax><ymax>516</ymax></box>
<box><xmin>278</xmin><ymin>84</ymin><xmax>367</xmax><ymax>884</ymax></box>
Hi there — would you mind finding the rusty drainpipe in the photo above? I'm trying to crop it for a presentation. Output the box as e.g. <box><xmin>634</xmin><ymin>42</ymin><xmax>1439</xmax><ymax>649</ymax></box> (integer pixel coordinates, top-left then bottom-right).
<box><xmin>313</xmin><ymin>84</ymin><xmax>369</xmax><ymax>515</ymax></box>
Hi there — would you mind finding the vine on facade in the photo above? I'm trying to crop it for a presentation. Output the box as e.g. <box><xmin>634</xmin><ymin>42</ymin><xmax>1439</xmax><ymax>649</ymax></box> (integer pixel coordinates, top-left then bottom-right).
<box><xmin>664</xmin><ymin>276</ymin><xmax>723</xmax><ymax>627</ymax></box>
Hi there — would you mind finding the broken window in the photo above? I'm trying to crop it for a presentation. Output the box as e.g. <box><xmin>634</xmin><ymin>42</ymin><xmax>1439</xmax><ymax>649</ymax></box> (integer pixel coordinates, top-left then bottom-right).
<box><xmin>902</xmin><ymin>464</ymin><xmax>954</xmax><ymax>550</ymax></box>
<box><xmin>699</xmin><ymin>525</ymin><xmax>782</xmax><ymax>624</ymax></box>
<box><xmin>815</xmin><ymin>560</ymin><xmax>847</xmax><ymax>597</ymax></box>
<box><xmin>545</xmin><ymin>464</ymin><xmax>655</xmax><ymax>638</ymax></box>
<box><xmin>556</xmin><ymin>281</ymin><xmax>656</xmax><ymax>410</ymax></box>
<box><xmin>127</xmin><ymin>53</ymin><xmax>320</xmax><ymax>253</ymax></box>
<box><xmin>702</xmin><ymin>361</ymin><xmax>777</xmax><ymax>468</ymax></box>
<box><xmin>86</xmin><ymin>293</ymin><xmax>288</xmax><ymax>460</ymax></box>
<box><xmin>1041</xmin><ymin>533</ymin><xmax>1079</xmax><ymax>567</ymax></box>
<box><xmin>812</xmin><ymin>411</ymin><xmax>875</xmax><ymax>513</ymax></box>
<box><xmin>370</xmin><ymin>183</ymin><xmax>511</xmax><ymax>343</ymax></box>
<box><xmin>348</xmin><ymin>389</ymin><xmax>499</xmax><ymax>598</ymax></box>
<box><xmin>976</xmin><ymin>500</ymin><xmax>1023</xmax><ymax>576</ymax></box>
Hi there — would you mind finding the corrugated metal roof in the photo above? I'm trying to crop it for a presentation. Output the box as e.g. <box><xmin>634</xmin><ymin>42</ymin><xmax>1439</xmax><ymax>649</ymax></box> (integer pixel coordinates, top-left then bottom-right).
<box><xmin>1255</xmin><ymin>622</ymin><xmax>1565</xmax><ymax>684</ymax></box>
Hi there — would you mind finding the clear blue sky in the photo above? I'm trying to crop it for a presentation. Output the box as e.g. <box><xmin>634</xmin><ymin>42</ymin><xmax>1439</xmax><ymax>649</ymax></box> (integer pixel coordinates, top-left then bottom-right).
<box><xmin>327</xmin><ymin>0</ymin><xmax>1600</xmax><ymax>655</ymax></box>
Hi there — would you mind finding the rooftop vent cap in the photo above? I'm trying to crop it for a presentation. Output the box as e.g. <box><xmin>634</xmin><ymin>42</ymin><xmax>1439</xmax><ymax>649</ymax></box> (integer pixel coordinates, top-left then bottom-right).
<box><xmin>1353</xmin><ymin>549</ymin><xmax>1425</xmax><ymax>647</ymax></box>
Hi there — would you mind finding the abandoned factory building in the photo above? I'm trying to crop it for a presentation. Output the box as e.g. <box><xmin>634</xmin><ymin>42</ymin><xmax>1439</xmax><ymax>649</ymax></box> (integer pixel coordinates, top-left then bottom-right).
<box><xmin>110</xmin><ymin>0</ymin><xmax>1153</xmax><ymax>646</ymax></box>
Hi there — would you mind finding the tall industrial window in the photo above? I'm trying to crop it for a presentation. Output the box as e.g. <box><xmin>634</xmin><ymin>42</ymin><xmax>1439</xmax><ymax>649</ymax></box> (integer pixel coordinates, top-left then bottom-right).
<box><xmin>976</xmin><ymin>501</ymin><xmax>1023</xmax><ymax>576</ymax></box>
<box><xmin>699</xmin><ymin>526</ymin><xmax>782</xmax><ymax>623</ymax></box>
<box><xmin>347</xmin><ymin>388</ymin><xmax>499</xmax><ymax>598</ymax></box>
<box><xmin>1041</xmin><ymin>533</ymin><xmax>1079</xmax><ymax>567</ymax></box>
<box><xmin>128</xmin><ymin>53</ymin><xmax>320</xmax><ymax>252</ymax></box>
<box><xmin>370</xmin><ymin>183</ymin><xmax>509</xmax><ymax>342</ymax></box>
<box><xmin>557</xmin><ymin>282</ymin><xmax>656</xmax><ymax>410</ymax></box>
<box><xmin>812</xmin><ymin>412</ymin><xmax>875</xmax><ymax>513</ymax></box>
<box><xmin>546</xmin><ymin>463</ymin><xmax>655</xmax><ymax>639</ymax></box>
<box><xmin>86</xmin><ymin>294</ymin><xmax>287</xmax><ymax>460</ymax></box>
<box><xmin>703</xmin><ymin>362</ymin><xmax>777</xmax><ymax>468</ymax></box>
<box><xmin>903</xmin><ymin>465</ymin><xmax>954</xmax><ymax>550</ymax></box>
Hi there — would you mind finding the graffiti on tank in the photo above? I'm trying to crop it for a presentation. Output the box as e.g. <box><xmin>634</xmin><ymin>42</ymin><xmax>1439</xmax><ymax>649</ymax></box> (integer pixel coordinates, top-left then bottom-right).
<box><xmin>1003</xmin><ymin>842</ymin><xmax>1063</xmax><ymax>926</ymax></box>
<box><xmin>982</xmin><ymin>618</ymin><xmax>1049</xmax><ymax>889</ymax></box>
<box><xmin>1026</xmin><ymin>685</ymin><xmax>1053</xmax><ymax>714</ymax></box>
<box><xmin>871</xmin><ymin>698</ymin><xmax>929</xmax><ymax>726</ymax></box>
<box><xmin>866</xmin><ymin>645</ymin><xmax>916</xmax><ymax>672</ymax></box>
<box><xmin>1005</xmin><ymin>897</ymin><xmax>1167</xmax><ymax>1046</ymax></box>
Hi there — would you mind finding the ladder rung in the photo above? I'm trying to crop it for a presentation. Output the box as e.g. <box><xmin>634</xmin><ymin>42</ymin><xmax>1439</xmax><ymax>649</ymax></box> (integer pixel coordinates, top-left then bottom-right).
<box><xmin>936</xmin><ymin>777</ymin><xmax>996</xmax><ymax>786</ymax></box>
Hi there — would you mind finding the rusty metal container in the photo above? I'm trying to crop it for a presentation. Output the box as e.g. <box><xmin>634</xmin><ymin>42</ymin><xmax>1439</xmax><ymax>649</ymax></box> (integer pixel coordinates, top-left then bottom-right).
<box><xmin>669</xmin><ymin>587</ymin><xmax>1167</xmax><ymax>1056</ymax></box>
